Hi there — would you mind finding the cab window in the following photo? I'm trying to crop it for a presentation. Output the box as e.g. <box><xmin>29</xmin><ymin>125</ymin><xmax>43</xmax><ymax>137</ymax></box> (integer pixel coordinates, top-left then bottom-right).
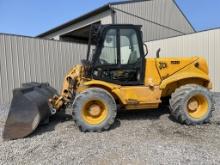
<box><xmin>120</xmin><ymin>29</ymin><xmax>141</xmax><ymax>65</ymax></box>
<box><xmin>97</xmin><ymin>29</ymin><xmax>117</xmax><ymax>65</ymax></box>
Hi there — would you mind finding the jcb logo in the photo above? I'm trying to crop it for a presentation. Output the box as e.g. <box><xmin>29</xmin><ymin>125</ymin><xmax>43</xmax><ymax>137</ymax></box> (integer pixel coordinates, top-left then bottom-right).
<box><xmin>159</xmin><ymin>62</ymin><xmax>167</xmax><ymax>69</ymax></box>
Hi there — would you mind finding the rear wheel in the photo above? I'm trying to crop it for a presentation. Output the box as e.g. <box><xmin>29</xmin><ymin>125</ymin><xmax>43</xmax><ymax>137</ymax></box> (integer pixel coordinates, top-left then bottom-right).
<box><xmin>72</xmin><ymin>88</ymin><xmax>117</xmax><ymax>132</ymax></box>
<box><xmin>169</xmin><ymin>84</ymin><xmax>215</xmax><ymax>125</ymax></box>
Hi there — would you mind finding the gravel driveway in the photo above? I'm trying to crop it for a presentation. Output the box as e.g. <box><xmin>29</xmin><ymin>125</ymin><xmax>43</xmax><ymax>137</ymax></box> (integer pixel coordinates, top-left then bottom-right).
<box><xmin>0</xmin><ymin>94</ymin><xmax>220</xmax><ymax>165</ymax></box>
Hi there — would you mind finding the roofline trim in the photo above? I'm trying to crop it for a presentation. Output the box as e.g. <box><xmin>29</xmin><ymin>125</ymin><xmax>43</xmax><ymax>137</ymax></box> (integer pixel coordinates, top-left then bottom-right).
<box><xmin>37</xmin><ymin>3</ymin><xmax>111</xmax><ymax>37</ymax></box>
<box><xmin>37</xmin><ymin>0</ymin><xmax>195</xmax><ymax>38</ymax></box>
<box><xmin>172</xmin><ymin>0</ymin><xmax>196</xmax><ymax>32</ymax></box>
<box><xmin>37</xmin><ymin>0</ymin><xmax>150</xmax><ymax>38</ymax></box>
<box><xmin>110</xmin><ymin>0</ymin><xmax>151</xmax><ymax>6</ymax></box>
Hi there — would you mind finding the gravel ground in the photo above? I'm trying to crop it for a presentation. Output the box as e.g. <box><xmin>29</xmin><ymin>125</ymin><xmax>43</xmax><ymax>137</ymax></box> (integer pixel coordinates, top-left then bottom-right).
<box><xmin>0</xmin><ymin>94</ymin><xmax>220</xmax><ymax>165</ymax></box>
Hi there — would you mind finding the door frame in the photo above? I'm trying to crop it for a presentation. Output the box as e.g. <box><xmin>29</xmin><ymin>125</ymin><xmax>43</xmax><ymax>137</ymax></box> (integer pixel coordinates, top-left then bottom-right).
<box><xmin>91</xmin><ymin>24</ymin><xmax>146</xmax><ymax>86</ymax></box>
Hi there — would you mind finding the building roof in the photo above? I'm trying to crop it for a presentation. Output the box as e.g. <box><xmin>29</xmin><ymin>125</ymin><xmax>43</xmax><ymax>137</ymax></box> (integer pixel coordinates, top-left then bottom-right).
<box><xmin>37</xmin><ymin>0</ymin><xmax>194</xmax><ymax>37</ymax></box>
<box><xmin>37</xmin><ymin>0</ymin><xmax>151</xmax><ymax>37</ymax></box>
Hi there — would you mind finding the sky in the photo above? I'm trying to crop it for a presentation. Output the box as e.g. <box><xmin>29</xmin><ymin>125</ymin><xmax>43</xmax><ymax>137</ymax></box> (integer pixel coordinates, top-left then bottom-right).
<box><xmin>0</xmin><ymin>0</ymin><xmax>220</xmax><ymax>37</ymax></box>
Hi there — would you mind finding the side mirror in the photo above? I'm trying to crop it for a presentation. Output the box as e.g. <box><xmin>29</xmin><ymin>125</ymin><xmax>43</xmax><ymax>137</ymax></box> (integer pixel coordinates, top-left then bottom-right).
<box><xmin>144</xmin><ymin>44</ymin><xmax>148</xmax><ymax>56</ymax></box>
<box><xmin>156</xmin><ymin>48</ymin><xmax>161</xmax><ymax>58</ymax></box>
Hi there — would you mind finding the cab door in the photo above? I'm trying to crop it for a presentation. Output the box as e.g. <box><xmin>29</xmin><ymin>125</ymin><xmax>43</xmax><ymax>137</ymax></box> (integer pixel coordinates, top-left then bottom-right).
<box><xmin>92</xmin><ymin>26</ymin><xmax>145</xmax><ymax>85</ymax></box>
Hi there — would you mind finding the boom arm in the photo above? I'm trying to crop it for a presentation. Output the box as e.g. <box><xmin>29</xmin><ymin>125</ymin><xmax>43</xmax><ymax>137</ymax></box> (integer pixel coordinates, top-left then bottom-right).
<box><xmin>49</xmin><ymin>65</ymin><xmax>84</xmax><ymax>111</ymax></box>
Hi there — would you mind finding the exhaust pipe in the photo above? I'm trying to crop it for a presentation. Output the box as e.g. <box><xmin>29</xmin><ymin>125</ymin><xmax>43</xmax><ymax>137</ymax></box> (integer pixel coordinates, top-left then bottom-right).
<box><xmin>3</xmin><ymin>83</ymin><xmax>57</xmax><ymax>140</ymax></box>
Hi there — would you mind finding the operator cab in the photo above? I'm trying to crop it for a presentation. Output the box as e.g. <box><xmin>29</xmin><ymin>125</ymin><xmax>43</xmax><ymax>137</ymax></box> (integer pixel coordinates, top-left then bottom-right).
<box><xmin>84</xmin><ymin>24</ymin><xmax>146</xmax><ymax>85</ymax></box>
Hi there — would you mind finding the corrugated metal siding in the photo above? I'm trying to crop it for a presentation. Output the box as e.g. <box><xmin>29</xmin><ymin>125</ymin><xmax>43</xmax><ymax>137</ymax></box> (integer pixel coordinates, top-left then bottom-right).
<box><xmin>0</xmin><ymin>34</ymin><xmax>88</xmax><ymax>104</ymax></box>
<box><xmin>112</xmin><ymin>0</ymin><xmax>194</xmax><ymax>42</ymax></box>
<box><xmin>146</xmin><ymin>29</ymin><xmax>220</xmax><ymax>92</ymax></box>
<box><xmin>114</xmin><ymin>10</ymin><xmax>181</xmax><ymax>42</ymax></box>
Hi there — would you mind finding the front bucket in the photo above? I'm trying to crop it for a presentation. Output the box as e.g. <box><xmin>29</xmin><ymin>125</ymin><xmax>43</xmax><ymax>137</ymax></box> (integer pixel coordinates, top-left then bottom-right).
<box><xmin>3</xmin><ymin>83</ymin><xmax>57</xmax><ymax>140</ymax></box>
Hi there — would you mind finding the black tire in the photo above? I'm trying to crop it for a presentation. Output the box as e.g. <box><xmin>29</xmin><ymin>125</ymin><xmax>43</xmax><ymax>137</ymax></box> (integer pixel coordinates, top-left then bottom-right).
<box><xmin>72</xmin><ymin>88</ymin><xmax>117</xmax><ymax>132</ymax></box>
<box><xmin>169</xmin><ymin>84</ymin><xmax>215</xmax><ymax>125</ymax></box>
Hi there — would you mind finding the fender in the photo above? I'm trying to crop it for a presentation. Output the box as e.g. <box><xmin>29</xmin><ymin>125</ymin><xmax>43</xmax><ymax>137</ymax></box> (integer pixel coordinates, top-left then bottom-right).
<box><xmin>160</xmin><ymin>71</ymin><xmax>210</xmax><ymax>89</ymax></box>
<box><xmin>82</xmin><ymin>80</ymin><xmax>126</xmax><ymax>103</ymax></box>
<box><xmin>83</xmin><ymin>80</ymin><xmax>121</xmax><ymax>90</ymax></box>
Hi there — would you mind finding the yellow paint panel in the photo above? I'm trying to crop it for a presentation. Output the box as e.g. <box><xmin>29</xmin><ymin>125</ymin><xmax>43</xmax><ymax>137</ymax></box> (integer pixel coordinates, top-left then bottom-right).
<box><xmin>83</xmin><ymin>80</ymin><xmax>120</xmax><ymax>90</ymax></box>
<box><xmin>82</xmin><ymin>80</ymin><xmax>162</xmax><ymax>107</ymax></box>
<box><xmin>113</xmin><ymin>86</ymin><xmax>162</xmax><ymax>105</ymax></box>
<box><xmin>160</xmin><ymin>64</ymin><xmax>210</xmax><ymax>89</ymax></box>
<box><xmin>145</xmin><ymin>58</ymin><xmax>161</xmax><ymax>86</ymax></box>
<box><xmin>156</xmin><ymin>57</ymin><xmax>199</xmax><ymax>80</ymax></box>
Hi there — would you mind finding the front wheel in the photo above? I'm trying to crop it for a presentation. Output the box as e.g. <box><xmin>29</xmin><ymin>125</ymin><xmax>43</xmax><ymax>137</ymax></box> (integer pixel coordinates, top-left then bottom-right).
<box><xmin>169</xmin><ymin>84</ymin><xmax>215</xmax><ymax>125</ymax></box>
<box><xmin>72</xmin><ymin>88</ymin><xmax>117</xmax><ymax>132</ymax></box>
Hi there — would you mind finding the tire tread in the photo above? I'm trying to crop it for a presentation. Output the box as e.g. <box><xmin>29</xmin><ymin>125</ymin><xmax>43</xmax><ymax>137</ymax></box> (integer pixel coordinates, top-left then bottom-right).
<box><xmin>169</xmin><ymin>84</ymin><xmax>215</xmax><ymax>125</ymax></box>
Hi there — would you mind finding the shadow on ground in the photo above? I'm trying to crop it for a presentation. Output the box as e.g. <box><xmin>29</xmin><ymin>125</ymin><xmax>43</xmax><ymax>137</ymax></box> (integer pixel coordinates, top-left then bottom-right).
<box><xmin>30</xmin><ymin>111</ymin><xmax>73</xmax><ymax>137</ymax></box>
<box><xmin>31</xmin><ymin>106</ymin><xmax>170</xmax><ymax>137</ymax></box>
<box><xmin>117</xmin><ymin>106</ymin><xmax>169</xmax><ymax>121</ymax></box>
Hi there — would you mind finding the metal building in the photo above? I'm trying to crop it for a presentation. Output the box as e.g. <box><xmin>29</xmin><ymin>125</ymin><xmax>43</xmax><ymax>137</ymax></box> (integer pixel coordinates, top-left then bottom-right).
<box><xmin>0</xmin><ymin>34</ymin><xmax>87</xmax><ymax>104</ymax></box>
<box><xmin>38</xmin><ymin>0</ymin><xmax>195</xmax><ymax>43</ymax></box>
<box><xmin>146</xmin><ymin>28</ymin><xmax>220</xmax><ymax>92</ymax></box>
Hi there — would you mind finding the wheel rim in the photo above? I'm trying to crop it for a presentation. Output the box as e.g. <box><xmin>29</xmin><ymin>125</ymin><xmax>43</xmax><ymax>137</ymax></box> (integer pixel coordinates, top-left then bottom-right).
<box><xmin>187</xmin><ymin>94</ymin><xmax>209</xmax><ymax>119</ymax></box>
<box><xmin>82</xmin><ymin>100</ymin><xmax>108</xmax><ymax>125</ymax></box>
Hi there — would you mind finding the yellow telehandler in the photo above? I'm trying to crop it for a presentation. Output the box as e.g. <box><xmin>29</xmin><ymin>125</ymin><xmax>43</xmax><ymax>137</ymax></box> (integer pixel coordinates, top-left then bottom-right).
<box><xmin>3</xmin><ymin>24</ymin><xmax>215</xmax><ymax>140</ymax></box>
